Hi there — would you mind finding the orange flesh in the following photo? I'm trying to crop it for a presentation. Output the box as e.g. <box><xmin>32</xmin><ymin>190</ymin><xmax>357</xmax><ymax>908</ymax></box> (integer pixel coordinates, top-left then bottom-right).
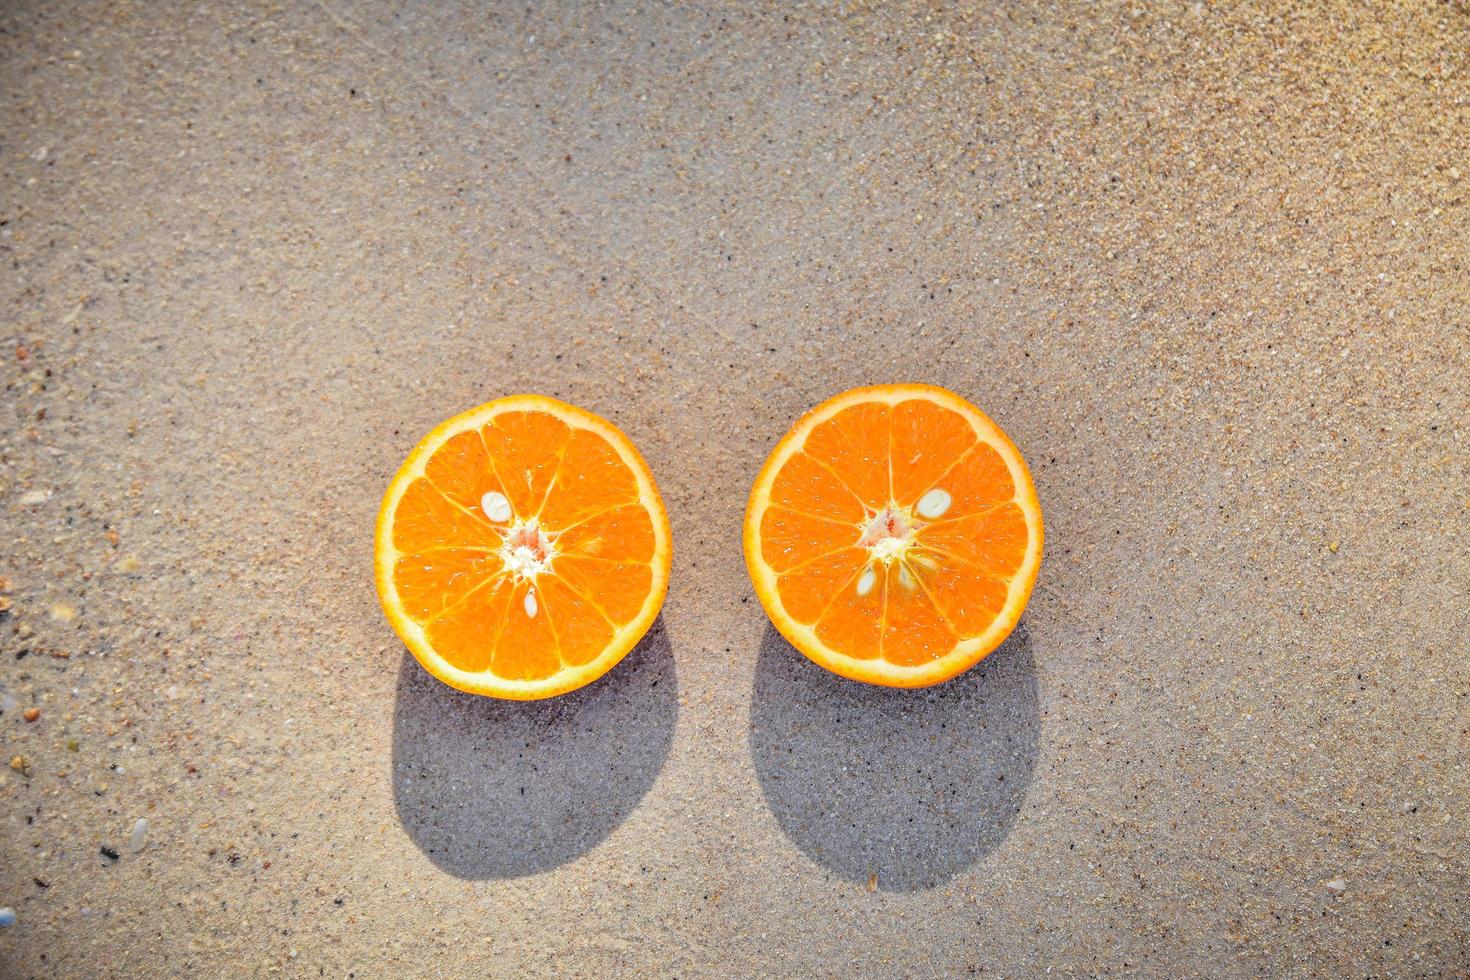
<box><xmin>386</xmin><ymin>409</ymin><xmax>658</xmax><ymax>686</ymax></box>
<box><xmin>752</xmin><ymin>388</ymin><xmax>1038</xmax><ymax>678</ymax></box>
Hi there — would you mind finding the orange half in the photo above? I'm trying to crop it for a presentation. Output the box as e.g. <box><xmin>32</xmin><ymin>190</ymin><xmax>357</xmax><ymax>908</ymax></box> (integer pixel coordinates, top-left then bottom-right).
<box><xmin>375</xmin><ymin>395</ymin><xmax>671</xmax><ymax>699</ymax></box>
<box><xmin>744</xmin><ymin>384</ymin><xmax>1042</xmax><ymax>687</ymax></box>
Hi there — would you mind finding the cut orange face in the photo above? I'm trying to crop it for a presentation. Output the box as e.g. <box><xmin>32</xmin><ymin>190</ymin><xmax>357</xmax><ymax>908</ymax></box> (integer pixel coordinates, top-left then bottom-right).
<box><xmin>744</xmin><ymin>384</ymin><xmax>1042</xmax><ymax>687</ymax></box>
<box><xmin>375</xmin><ymin>395</ymin><xmax>671</xmax><ymax>699</ymax></box>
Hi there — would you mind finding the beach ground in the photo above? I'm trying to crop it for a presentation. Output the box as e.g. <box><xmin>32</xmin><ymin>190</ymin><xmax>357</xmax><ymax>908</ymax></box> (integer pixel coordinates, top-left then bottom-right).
<box><xmin>1</xmin><ymin>1</ymin><xmax>1467</xmax><ymax>975</ymax></box>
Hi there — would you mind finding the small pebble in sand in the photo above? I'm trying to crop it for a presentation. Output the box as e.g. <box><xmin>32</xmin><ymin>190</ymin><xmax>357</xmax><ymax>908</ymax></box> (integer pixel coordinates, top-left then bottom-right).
<box><xmin>115</xmin><ymin>555</ymin><xmax>141</xmax><ymax>573</ymax></box>
<box><xmin>49</xmin><ymin>602</ymin><xmax>78</xmax><ymax>623</ymax></box>
<box><xmin>22</xmin><ymin>708</ymin><xmax>39</xmax><ymax>722</ymax></box>
<box><xmin>1325</xmin><ymin>878</ymin><xmax>1347</xmax><ymax>894</ymax></box>
<box><xmin>1328</xmin><ymin>541</ymin><xmax>1339</xmax><ymax>554</ymax></box>
<box><xmin>0</xmin><ymin>597</ymin><xmax>11</xmax><ymax>613</ymax></box>
<box><xmin>18</xmin><ymin>490</ymin><xmax>50</xmax><ymax>506</ymax></box>
<box><xmin>129</xmin><ymin>818</ymin><xmax>148</xmax><ymax>852</ymax></box>
<box><xmin>9</xmin><ymin>756</ymin><xmax>26</xmax><ymax>773</ymax></box>
<box><xmin>0</xmin><ymin>907</ymin><xmax>15</xmax><ymax>928</ymax></box>
<box><xmin>66</xmin><ymin>740</ymin><xmax>78</xmax><ymax>752</ymax></box>
<box><xmin>99</xmin><ymin>845</ymin><xmax>119</xmax><ymax>861</ymax></box>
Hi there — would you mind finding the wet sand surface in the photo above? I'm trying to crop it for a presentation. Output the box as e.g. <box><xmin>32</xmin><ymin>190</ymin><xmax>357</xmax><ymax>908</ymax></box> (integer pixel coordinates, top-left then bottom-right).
<box><xmin>1</xmin><ymin>1</ymin><xmax>1467</xmax><ymax>975</ymax></box>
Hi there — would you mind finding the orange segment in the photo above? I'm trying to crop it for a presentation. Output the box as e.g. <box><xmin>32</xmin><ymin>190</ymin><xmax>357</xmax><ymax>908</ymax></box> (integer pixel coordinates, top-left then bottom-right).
<box><xmin>744</xmin><ymin>384</ymin><xmax>1042</xmax><ymax>688</ymax></box>
<box><xmin>494</xmin><ymin>580</ymin><xmax>562</xmax><ymax>681</ymax></box>
<box><xmin>424</xmin><ymin>429</ymin><xmax>504</xmax><ymax>511</ymax></box>
<box><xmin>914</xmin><ymin>503</ymin><xmax>1030</xmax><ymax>578</ymax></box>
<box><xmin>554</xmin><ymin>555</ymin><xmax>654</xmax><ymax>624</ymax></box>
<box><xmin>881</xmin><ymin>574</ymin><xmax>960</xmax><ymax>667</ymax></box>
<box><xmin>393</xmin><ymin>549</ymin><xmax>503</xmax><ymax>621</ymax></box>
<box><xmin>424</xmin><ymin>578</ymin><xmax>514</xmax><ymax>674</ymax></box>
<box><xmin>813</xmin><ymin>561</ymin><xmax>885</xmax><ymax>660</ymax></box>
<box><xmin>800</xmin><ymin>401</ymin><xmax>892</xmax><ymax>509</ymax></box>
<box><xmin>891</xmin><ymin>397</ymin><xmax>978</xmax><ymax>505</ymax></box>
<box><xmin>924</xmin><ymin>441</ymin><xmax>1015</xmax><ymax>520</ymax></box>
<box><xmin>775</xmin><ymin>548</ymin><xmax>867</xmax><ymax>624</ymax></box>
<box><xmin>536</xmin><ymin>576</ymin><xmax>615</xmax><ymax>668</ymax></box>
<box><xmin>910</xmin><ymin>556</ymin><xmax>1008</xmax><ymax>638</ymax></box>
<box><xmin>759</xmin><ymin>507</ymin><xmax>860</xmax><ymax>572</ymax></box>
<box><xmin>480</xmin><ymin>410</ymin><xmax>571</xmax><ymax>516</ymax></box>
<box><xmin>392</xmin><ymin>479</ymin><xmax>502</xmax><ymax>554</ymax></box>
<box><xmin>539</xmin><ymin>427</ymin><xmax>640</xmax><ymax>528</ymax></box>
<box><xmin>556</xmin><ymin>504</ymin><xmax>656</xmax><ymax>562</ymax></box>
<box><xmin>375</xmin><ymin>395</ymin><xmax>671</xmax><ymax>699</ymax></box>
<box><xmin>768</xmin><ymin>451</ymin><xmax>867</xmax><ymax>524</ymax></box>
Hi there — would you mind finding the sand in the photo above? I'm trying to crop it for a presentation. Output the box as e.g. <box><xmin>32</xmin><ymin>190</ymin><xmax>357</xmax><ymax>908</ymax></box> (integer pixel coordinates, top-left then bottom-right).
<box><xmin>1</xmin><ymin>0</ymin><xmax>1467</xmax><ymax>975</ymax></box>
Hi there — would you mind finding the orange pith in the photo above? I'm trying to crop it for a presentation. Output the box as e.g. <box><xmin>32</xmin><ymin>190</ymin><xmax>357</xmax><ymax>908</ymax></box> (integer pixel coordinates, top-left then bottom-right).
<box><xmin>744</xmin><ymin>384</ymin><xmax>1042</xmax><ymax>688</ymax></box>
<box><xmin>375</xmin><ymin>395</ymin><xmax>671</xmax><ymax>699</ymax></box>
